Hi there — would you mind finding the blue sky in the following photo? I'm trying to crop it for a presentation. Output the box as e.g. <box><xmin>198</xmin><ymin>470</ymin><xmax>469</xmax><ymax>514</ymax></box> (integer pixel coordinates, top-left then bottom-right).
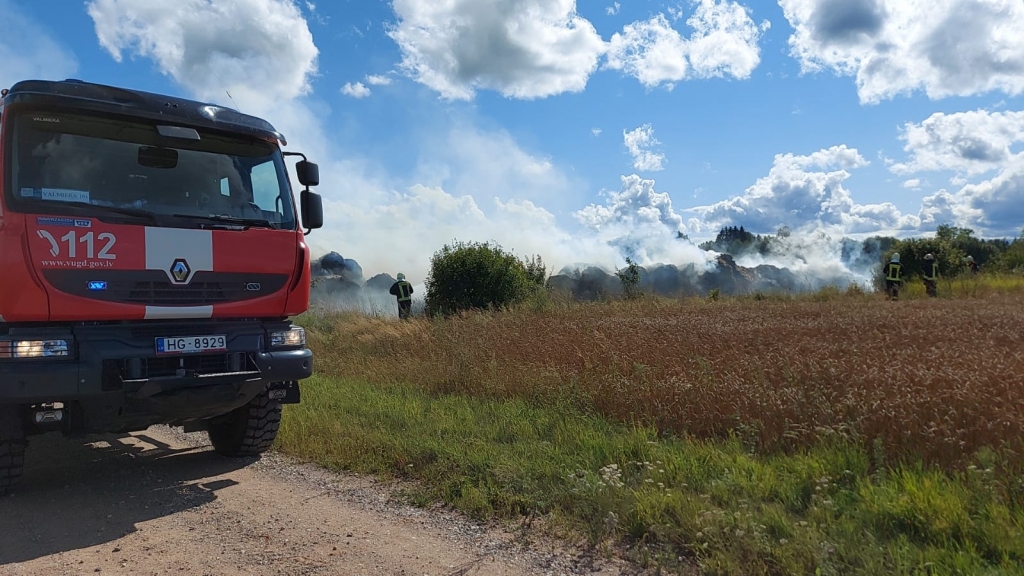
<box><xmin>3</xmin><ymin>0</ymin><xmax>1024</xmax><ymax>280</ymax></box>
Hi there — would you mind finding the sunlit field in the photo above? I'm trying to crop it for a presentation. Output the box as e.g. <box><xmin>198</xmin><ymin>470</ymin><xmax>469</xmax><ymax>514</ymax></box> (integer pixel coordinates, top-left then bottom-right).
<box><xmin>280</xmin><ymin>274</ymin><xmax>1024</xmax><ymax>574</ymax></box>
<box><xmin>299</xmin><ymin>276</ymin><xmax>1024</xmax><ymax>470</ymax></box>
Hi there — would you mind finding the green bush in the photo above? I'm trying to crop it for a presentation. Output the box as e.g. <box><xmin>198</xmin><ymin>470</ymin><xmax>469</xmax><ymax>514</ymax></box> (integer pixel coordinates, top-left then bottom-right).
<box><xmin>424</xmin><ymin>240</ymin><xmax>545</xmax><ymax>316</ymax></box>
<box><xmin>615</xmin><ymin>257</ymin><xmax>643</xmax><ymax>300</ymax></box>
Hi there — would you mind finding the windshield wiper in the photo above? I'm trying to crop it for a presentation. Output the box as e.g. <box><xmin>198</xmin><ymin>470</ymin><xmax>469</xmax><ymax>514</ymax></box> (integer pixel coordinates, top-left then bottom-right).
<box><xmin>171</xmin><ymin>213</ymin><xmax>274</xmax><ymax>229</ymax></box>
<box><xmin>25</xmin><ymin>199</ymin><xmax>160</xmax><ymax>223</ymax></box>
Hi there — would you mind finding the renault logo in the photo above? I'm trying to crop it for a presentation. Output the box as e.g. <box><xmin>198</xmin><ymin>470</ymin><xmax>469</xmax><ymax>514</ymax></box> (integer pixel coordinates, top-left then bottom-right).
<box><xmin>170</xmin><ymin>258</ymin><xmax>191</xmax><ymax>284</ymax></box>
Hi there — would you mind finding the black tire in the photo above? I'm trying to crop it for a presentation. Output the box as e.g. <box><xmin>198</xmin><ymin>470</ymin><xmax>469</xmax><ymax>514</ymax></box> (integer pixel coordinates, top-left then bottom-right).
<box><xmin>0</xmin><ymin>437</ymin><xmax>26</xmax><ymax>496</ymax></box>
<box><xmin>206</xmin><ymin>391</ymin><xmax>282</xmax><ymax>457</ymax></box>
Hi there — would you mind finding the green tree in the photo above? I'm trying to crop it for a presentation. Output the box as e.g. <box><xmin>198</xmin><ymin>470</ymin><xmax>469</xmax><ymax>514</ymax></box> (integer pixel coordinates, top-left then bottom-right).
<box><xmin>424</xmin><ymin>240</ymin><xmax>543</xmax><ymax>316</ymax></box>
<box><xmin>990</xmin><ymin>229</ymin><xmax>1024</xmax><ymax>273</ymax></box>
<box><xmin>522</xmin><ymin>255</ymin><xmax>548</xmax><ymax>287</ymax></box>
<box><xmin>615</xmin><ymin>257</ymin><xmax>643</xmax><ymax>300</ymax></box>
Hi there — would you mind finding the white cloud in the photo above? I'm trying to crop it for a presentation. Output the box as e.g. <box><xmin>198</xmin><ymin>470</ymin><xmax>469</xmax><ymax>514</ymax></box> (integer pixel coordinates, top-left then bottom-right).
<box><xmin>903</xmin><ymin>178</ymin><xmax>921</xmax><ymax>189</ymax></box>
<box><xmin>685</xmin><ymin>0</ymin><xmax>769</xmax><ymax>79</ymax></box>
<box><xmin>914</xmin><ymin>157</ymin><xmax>1024</xmax><ymax>237</ymax></box>
<box><xmin>0</xmin><ymin>0</ymin><xmax>78</xmax><ymax>89</ymax></box>
<box><xmin>310</xmin><ymin>160</ymin><xmax>640</xmax><ymax>282</ymax></box>
<box><xmin>623</xmin><ymin>124</ymin><xmax>666</xmax><ymax>172</ymax></box>
<box><xmin>605</xmin><ymin>0</ymin><xmax>767</xmax><ymax>89</ymax></box>
<box><xmin>606</xmin><ymin>2</ymin><xmax>620</xmax><ymax>16</ymax></box>
<box><xmin>341</xmin><ymin>81</ymin><xmax>371</xmax><ymax>98</ymax></box>
<box><xmin>414</xmin><ymin>124</ymin><xmax>580</xmax><ymax>208</ymax></box>
<box><xmin>606</xmin><ymin>15</ymin><xmax>689</xmax><ymax>87</ymax></box>
<box><xmin>572</xmin><ymin>174</ymin><xmax>710</xmax><ymax>267</ymax></box>
<box><xmin>889</xmin><ymin>109</ymin><xmax>1024</xmax><ymax>179</ymax></box>
<box><xmin>365</xmin><ymin>74</ymin><xmax>393</xmax><ymax>86</ymax></box>
<box><xmin>591</xmin><ymin>128</ymin><xmax>603</xmax><ymax>137</ymax></box>
<box><xmin>386</xmin><ymin>0</ymin><xmax>606</xmax><ymax>100</ymax></box>
<box><xmin>576</xmin><ymin>174</ymin><xmax>685</xmax><ymax>233</ymax></box>
<box><xmin>694</xmin><ymin>145</ymin><xmax>923</xmax><ymax>234</ymax></box>
<box><xmin>87</xmin><ymin>0</ymin><xmax>318</xmax><ymax>115</ymax></box>
<box><xmin>778</xmin><ymin>0</ymin><xmax>1024</xmax><ymax>104</ymax></box>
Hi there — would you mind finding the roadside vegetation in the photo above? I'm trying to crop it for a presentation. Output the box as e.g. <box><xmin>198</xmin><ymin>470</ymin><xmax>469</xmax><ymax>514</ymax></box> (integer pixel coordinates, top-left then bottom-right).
<box><xmin>280</xmin><ymin>269</ymin><xmax>1024</xmax><ymax>575</ymax></box>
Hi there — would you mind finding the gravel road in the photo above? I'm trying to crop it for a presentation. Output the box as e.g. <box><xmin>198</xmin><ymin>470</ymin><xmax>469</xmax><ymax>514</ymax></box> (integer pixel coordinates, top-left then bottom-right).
<box><xmin>0</xmin><ymin>427</ymin><xmax>637</xmax><ymax>576</ymax></box>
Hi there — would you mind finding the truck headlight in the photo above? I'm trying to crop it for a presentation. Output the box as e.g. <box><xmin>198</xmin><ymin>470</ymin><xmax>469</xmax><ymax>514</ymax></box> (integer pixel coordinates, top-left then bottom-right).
<box><xmin>269</xmin><ymin>327</ymin><xmax>305</xmax><ymax>348</ymax></box>
<box><xmin>0</xmin><ymin>339</ymin><xmax>70</xmax><ymax>359</ymax></box>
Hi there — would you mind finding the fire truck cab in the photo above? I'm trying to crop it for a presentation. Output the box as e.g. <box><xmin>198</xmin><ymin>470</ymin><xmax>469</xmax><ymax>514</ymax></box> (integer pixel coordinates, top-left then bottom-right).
<box><xmin>0</xmin><ymin>79</ymin><xmax>324</xmax><ymax>494</ymax></box>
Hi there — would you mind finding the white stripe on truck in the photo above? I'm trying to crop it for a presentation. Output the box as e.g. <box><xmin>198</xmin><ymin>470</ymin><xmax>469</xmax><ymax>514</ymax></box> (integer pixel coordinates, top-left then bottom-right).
<box><xmin>144</xmin><ymin>306</ymin><xmax>215</xmax><ymax>320</ymax></box>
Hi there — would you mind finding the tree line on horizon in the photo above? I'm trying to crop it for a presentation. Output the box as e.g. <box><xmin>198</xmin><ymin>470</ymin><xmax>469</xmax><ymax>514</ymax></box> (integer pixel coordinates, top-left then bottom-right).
<box><xmin>698</xmin><ymin>223</ymin><xmax>1024</xmax><ymax>279</ymax></box>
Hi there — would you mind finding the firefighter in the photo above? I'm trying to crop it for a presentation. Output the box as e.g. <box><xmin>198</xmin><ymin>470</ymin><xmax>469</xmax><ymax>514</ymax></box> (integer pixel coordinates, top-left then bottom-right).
<box><xmin>389</xmin><ymin>272</ymin><xmax>414</xmax><ymax>319</ymax></box>
<box><xmin>922</xmin><ymin>253</ymin><xmax>939</xmax><ymax>297</ymax></box>
<box><xmin>884</xmin><ymin>253</ymin><xmax>903</xmax><ymax>300</ymax></box>
<box><xmin>966</xmin><ymin>255</ymin><xmax>979</xmax><ymax>274</ymax></box>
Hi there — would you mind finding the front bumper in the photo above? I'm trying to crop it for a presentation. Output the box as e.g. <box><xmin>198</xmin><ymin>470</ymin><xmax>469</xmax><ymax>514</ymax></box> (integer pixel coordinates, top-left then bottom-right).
<box><xmin>0</xmin><ymin>319</ymin><xmax>312</xmax><ymax>434</ymax></box>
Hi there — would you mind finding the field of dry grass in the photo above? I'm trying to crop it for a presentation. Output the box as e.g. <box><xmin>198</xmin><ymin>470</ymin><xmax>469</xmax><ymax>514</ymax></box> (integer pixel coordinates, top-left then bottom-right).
<box><xmin>289</xmin><ymin>283</ymin><xmax>1024</xmax><ymax>574</ymax></box>
<box><xmin>302</xmin><ymin>290</ymin><xmax>1024</xmax><ymax>473</ymax></box>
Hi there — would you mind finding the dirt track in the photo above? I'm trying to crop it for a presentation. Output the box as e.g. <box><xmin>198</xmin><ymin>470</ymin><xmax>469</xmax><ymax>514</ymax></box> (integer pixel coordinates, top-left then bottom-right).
<box><xmin>0</xmin><ymin>427</ymin><xmax>632</xmax><ymax>576</ymax></box>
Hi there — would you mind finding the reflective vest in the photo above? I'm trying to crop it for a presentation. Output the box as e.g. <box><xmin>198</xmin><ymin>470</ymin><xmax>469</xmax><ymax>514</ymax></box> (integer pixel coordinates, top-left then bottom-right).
<box><xmin>923</xmin><ymin>261</ymin><xmax>938</xmax><ymax>281</ymax></box>
<box><xmin>396</xmin><ymin>281</ymin><xmax>413</xmax><ymax>302</ymax></box>
<box><xmin>885</xmin><ymin>262</ymin><xmax>902</xmax><ymax>282</ymax></box>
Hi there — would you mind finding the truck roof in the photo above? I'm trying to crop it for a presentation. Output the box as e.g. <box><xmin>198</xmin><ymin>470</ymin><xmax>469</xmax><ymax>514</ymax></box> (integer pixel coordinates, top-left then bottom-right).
<box><xmin>2</xmin><ymin>78</ymin><xmax>287</xmax><ymax>145</ymax></box>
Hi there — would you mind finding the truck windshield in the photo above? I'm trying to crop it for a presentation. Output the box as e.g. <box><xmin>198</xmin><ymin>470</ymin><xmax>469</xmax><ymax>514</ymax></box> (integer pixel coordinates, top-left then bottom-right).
<box><xmin>7</xmin><ymin>110</ymin><xmax>296</xmax><ymax>229</ymax></box>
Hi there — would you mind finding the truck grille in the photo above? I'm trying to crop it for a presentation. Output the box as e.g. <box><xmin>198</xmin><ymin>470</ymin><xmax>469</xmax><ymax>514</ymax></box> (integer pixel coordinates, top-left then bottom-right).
<box><xmin>104</xmin><ymin>352</ymin><xmax>258</xmax><ymax>386</ymax></box>
<box><xmin>123</xmin><ymin>280</ymin><xmax>228</xmax><ymax>306</ymax></box>
<box><xmin>42</xmin><ymin>270</ymin><xmax>289</xmax><ymax>306</ymax></box>
<box><xmin>144</xmin><ymin>354</ymin><xmax>233</xmax><ymax>378</ymax></box>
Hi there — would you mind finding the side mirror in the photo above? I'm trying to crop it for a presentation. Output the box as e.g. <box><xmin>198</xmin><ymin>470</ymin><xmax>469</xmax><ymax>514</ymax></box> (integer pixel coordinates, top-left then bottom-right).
<box><xmin>300</xmin><ymin>189</ymin><xmax>323</xmax><ymax>233</ymax></box>
<box><xmin>296</xmin><ymin>160</ymin><xmax>319</xmax><ymax>187</ymax></box>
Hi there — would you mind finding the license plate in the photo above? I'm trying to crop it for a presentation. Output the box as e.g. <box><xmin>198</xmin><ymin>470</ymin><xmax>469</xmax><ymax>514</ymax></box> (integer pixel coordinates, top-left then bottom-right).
<box><xmin>155</xmin><ymin>335</ymin><xmax>227</xmax><ymax>355</ymax></box>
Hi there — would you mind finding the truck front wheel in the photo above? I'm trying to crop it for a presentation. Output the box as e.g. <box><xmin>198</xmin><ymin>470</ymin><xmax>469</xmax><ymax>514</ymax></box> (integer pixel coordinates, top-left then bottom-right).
<box><xmin>206</xmin><ymin>390</ymin><xmax>282</xmax><ymax>457</ymax></box>
<box><xmin>0</xmin><ymin>436</ymin><xmax>26</xmax><ymax>496</ymax></box>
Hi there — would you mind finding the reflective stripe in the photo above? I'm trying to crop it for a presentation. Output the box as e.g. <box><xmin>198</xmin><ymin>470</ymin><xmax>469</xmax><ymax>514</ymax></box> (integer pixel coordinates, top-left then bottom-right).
<box><xmin>397</xmin><ymin>281</ymin><xmax>412</xmax><ymax>302</ymax></box>
<box><xmin>886</xmin><ymin>263</ymin><xmax>902</xmax><ymax>282</ymax></box>
<box><xmin>924</xmin><ymin>262</ymin><xmax>938</xmax><ymax>280</ymax></box>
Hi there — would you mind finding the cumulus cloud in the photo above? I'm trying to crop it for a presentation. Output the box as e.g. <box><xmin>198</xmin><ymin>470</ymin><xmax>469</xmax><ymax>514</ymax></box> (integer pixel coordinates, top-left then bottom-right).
<box><xmin>695</xmin><ymin>145</ymin><xmax>922</xmax><ymax>234</ymax></box>
<box><xmin>889</xmin><ymin>109</ymin><xmax>1024</xmax><ymax>178</ymax></box>
<box><xmin>0</xmin><ymin>0</ymin><xmax>78</xmax><ymax>89</ymax></box>
<box><xmin>915</xmin><ymin>158</ymin><xmax>1024</xmax><ymax>237</ymax></box>
<box><xmin>903</xmin><ymin>178</ymin><xmax>921</xmax><ymax>189</ymax></box>
<box><xmin>623</xmin><ymin>124</ymin><xmax>666</xmax><ymax>171</ymax></box>
<box><xmin>386</xmin><ymin>0</ymin><xmax>606</xmax><ymax>100</ymax></box>
<box><xmin>573</xmin><ymin>174</ymin><xmax>710</xmax><ymax>266</ymax></box>
<box><xmin>341</xmin><ymin>81</ymin><xmax>371</xmax><ymax>98</ymax></box>
<box><xmin>607</xmin><ymin>2</ymin><xmax>620</xmax><ymax>16</ymax></box>
<box><xmin>87</xmin><ymin>0</ymin><xmax>318</xmax><ymax>113</ymax></box>
<box><xmin>778</xmin><ymin>0</ymin><xmax>1024</xmax><ymax>104</ymax></box>
<box><xmin>605</xmin><ymin>0</ymin><xmax>767</xmax><ymax>89</ymax></box>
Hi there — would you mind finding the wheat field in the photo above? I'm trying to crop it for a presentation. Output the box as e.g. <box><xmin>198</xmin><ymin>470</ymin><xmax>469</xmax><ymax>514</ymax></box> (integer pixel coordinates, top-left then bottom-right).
<box><xmin>302</xmin><ymin>289</ymin><xmax>1024</xmax><ymax>472</ymax></box>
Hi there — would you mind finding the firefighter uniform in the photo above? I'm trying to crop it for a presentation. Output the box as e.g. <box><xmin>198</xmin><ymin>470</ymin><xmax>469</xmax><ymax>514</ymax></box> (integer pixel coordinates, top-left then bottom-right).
<box><xmin>923</xmin><ymin>254</ymin><xmax>939</xmax><ymax>298</ymax></box>
<box><xmin>390</xmin><ymin>273</ymin><xmax>414</xmax><ymax>319</ymax></box>
<box><xmin>885</xmin><ymin>254</ymin><xmax>903</xmax><ymax>300</ymax></box>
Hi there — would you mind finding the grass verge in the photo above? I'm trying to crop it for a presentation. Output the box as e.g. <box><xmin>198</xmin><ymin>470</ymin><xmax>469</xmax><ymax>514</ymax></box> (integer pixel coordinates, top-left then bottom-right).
<box><xmin>278</xmin><ymin>376</ymin><xmax>1024</xmax><ymax>576</ymax></box>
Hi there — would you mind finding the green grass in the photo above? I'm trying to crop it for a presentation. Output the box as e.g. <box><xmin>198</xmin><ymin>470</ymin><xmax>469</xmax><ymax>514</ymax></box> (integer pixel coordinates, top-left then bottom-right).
<box><xmin>277</xmin><ymin>376</ymin><xmax>1024</xmax><ymax>575</ymax></box>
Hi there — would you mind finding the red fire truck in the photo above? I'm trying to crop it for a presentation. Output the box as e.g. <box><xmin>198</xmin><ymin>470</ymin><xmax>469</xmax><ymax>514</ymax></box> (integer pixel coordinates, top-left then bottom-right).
<box><xmin>0</xmin><ymin>79</ymin><xmax>325</xmax><ymax>494</ymax></box>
